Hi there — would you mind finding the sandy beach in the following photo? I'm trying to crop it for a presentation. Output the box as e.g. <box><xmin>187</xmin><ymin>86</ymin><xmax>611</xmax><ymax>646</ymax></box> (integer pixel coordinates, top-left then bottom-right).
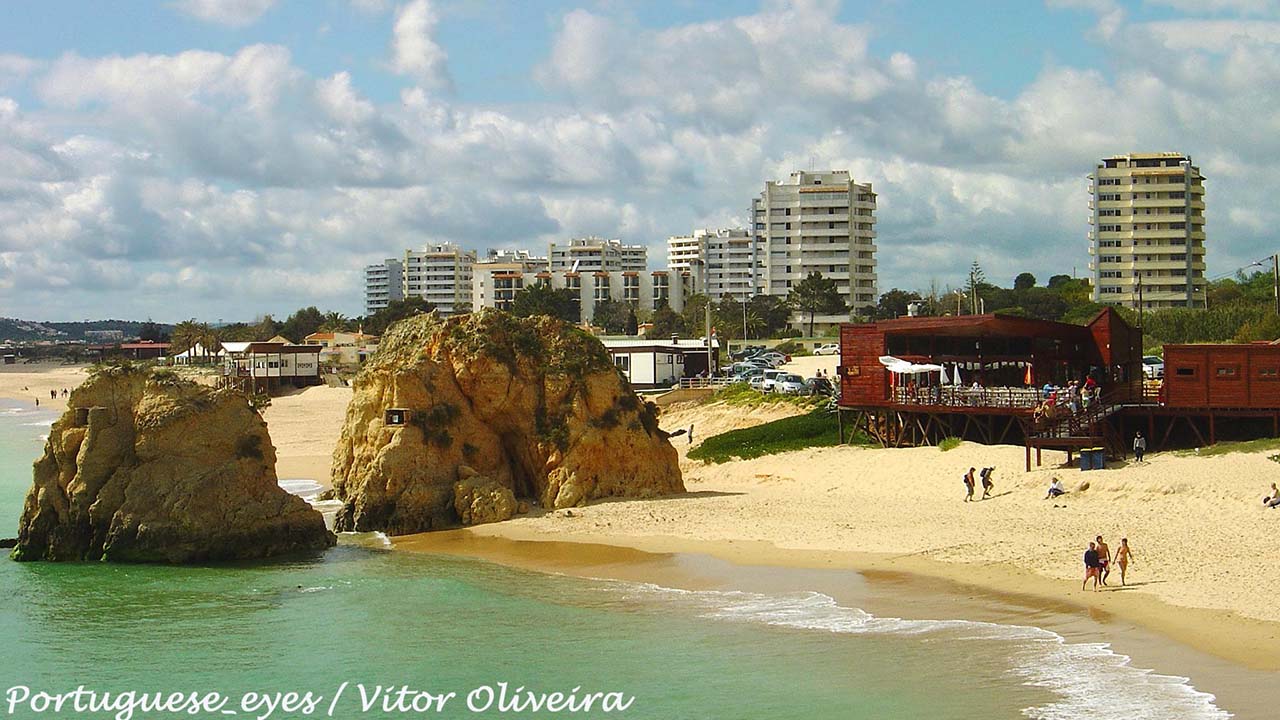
<box><xmin>259</xmin><ymin>385</ymin><xmax>350</xmax><ymax>485</ymax></box>
<box><xmin>0</xmin><ymin>362</ymin><xmax>89</xmax><ymax>412</ymax></box>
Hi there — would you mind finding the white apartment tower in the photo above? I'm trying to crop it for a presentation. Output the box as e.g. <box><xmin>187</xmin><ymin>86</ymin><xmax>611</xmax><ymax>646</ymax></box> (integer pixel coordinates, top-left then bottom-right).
<box><xmin>1088</xmin><ymin>153</ymin><xmax>1207</xmax><ymax>309</ymax></box>
<box><xmin>403</xmin><ymin>243</ymin><xmax>477</xmax><ymax>314</ymax></box>
<box><xmin>548</xmin><ymin>237</ymin><xmax>647</xmax><ymax>273</ymax></box>
<box><xmin>753</xmin><ymin>170</ymin><xmax>878</xmax><ymax>326</ymax></box>
<box><xmin>666</xmin><ymin>228</ymin><xmax>759</xmax><ymax>300</ymax></box>
<box><xmin>364</xmin><ymin>258</ymin><xmax>404</xmax><ymax>315</ymax></box>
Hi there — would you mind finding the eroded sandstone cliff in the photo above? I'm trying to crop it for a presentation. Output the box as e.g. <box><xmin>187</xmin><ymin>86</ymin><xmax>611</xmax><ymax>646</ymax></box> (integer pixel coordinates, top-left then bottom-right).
<box><xmin>13</xmin><ymin>366</ymin><xmax>334</xmax><ymax>562</ymax></box>
<box><xmin>330</xmin><ymin>310</ymin><xmax>683</xmax><ymax>533</ymax></box>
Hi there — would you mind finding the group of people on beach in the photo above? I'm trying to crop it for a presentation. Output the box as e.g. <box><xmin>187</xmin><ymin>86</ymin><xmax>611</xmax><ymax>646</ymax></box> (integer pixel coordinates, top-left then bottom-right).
<box><xmin>31</xmin><ymin>387</ymin><xmax>69</xmax><ymax>407</ymax></box>
<box><xmin>1083</xmin><ymin>535</ymin><xmax>1136</xmax><ymax>590</ymax></box>
<box><xmin>961</xmin><ymin>466</ymin><xmax>995</xmax><ymax>502</ymax></box>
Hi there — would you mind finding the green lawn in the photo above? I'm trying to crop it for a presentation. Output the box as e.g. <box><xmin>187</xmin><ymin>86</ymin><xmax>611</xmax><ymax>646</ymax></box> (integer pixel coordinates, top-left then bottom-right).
<box><xmin>687</xmin><ymin>408</ymin><xmax>863</xmax><ymax>463</ymax></box>
<box><xmin>1174</xmin><ymin>437</ymin><xmax>1280</xmax><ymax>458</ymax></box>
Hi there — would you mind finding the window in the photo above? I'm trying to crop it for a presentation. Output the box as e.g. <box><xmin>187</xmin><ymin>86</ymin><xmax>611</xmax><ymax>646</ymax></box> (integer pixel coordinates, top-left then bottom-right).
<box><xmin>1175</xmin><ymin>367</ymin><xmax>1196</xmax><ymax>377</ymax></box>
<box><xmin>385</xmin><ymin>409</ymin><xmax>406</xmax><ymax>426</ymax></box>
<box><xmin>1098</xmin><ymin>177</ymin><xmax>1121</xmax><ymax>186</ymax></box>
<box><xmin>1099</xmin><ymin>193</ymin><xmax>1122</xmax><ymax>201</ymax></box>
<box><xmin>614</xmin><ymin>356</ymin><xmax>630</xmax><ymax>372</ymax></box>
<box><xmin>1215</xmin><ymin>366</ymin><xmax>1239</xmax><ymax>379</ymax></box>
<box><xmin>1259</xmin><ymin>367</ymin><xmax>1279</xmax><ymax>380</ymax></box>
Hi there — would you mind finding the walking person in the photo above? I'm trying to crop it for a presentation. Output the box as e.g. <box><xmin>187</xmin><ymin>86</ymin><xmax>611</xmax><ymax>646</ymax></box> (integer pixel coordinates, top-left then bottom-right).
<box><xmin>1083</xmin><ymin>542</ymin><xmax>1102</xmax><ymax>591</ymax></box>
<box><xmin>1133</xmin><ymin>432</ymin><xmax>1146</xmax><ymax>463</ymax></box>
<box><xmin>1114</xmin><ymin>538</ymin><xmax>1136</xmax><ymax>586</ymax></box>
<box><xmin>980</xmin><ymin>467</ymin><xmax>995</xmax><ymax>500</ymax></box>
<box><xmin>963</xmin><ymin>468</ymin><xmax>976</xmax><ymax>503</ymax></box>
<box><xmin>1095</xmin><ymin>535</ymin><xmax>1112</xmax><ymax>586</ymax></box>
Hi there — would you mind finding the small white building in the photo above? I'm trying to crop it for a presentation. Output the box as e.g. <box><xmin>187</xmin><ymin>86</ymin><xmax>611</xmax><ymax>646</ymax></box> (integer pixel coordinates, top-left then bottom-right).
<box><xmin>221</xmin><ymin>341</ymin><xmax>322</xmax><ymax>394</ymax></box>
<box><xmin>170</xmin><ymin>342</ymin><xmax>223</xmax><ymax>366</ymax></box>
<box><xmin>303</xmin><ymin>331</ymin><xmax>379</xmax><ymax>366</ymax></box>
<box><xmin>601</xmin><ymin>337</ymin><xmax>720</xmax><ymax>390</ymax></box>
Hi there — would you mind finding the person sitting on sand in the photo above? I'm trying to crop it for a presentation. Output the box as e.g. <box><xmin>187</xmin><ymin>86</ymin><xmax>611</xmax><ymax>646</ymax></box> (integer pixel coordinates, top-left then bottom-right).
<box><xmin>1045</xmin><ymin>478</ymin><xmax>1066</xmax><ymax>499</ymax></box>
<box><xmin>1095</xmin><ymin>535</ymin><xmax>1111</xmax><ymax>586</ymax></box>
<box><xmin>980</xmin><ymin>467</ymin><xmax>995</xmax><ymax>500</ymax></box>
<box><xmin>1083</xmin><ymin>542</ymin><xmax>1102</xmax><ymax>591</ymax></box>
<box><xmin>1114</xmin><ymin>538</ymin><xmax>1136</xmax><ymax>586</ymax></box>
<box><xmin>1264</xmin><ymin>483</ymin><xmax>1280</xmax><ymax>509</ymax></box>
<box><xmin>963</xmin><ymin>468</ymin><xmax>976</xmax><ymax>503</ymax></box>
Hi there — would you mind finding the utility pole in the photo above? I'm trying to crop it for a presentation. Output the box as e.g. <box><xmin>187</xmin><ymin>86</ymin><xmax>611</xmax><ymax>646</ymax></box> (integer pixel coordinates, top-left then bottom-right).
<box><xmin>742</xmin><ymin>293</ymin><xmax>749</xmax><ymax>341</ymax></box>
<box><xmin>970</xmin><ymin>269</ymin><xmax>977</xmax><ymax>315</ymax></box>
<box><xmin>1137</xmin><ymin>274</ymin><xmax>1143</xmax><ymax>335</ymax></box>
<box><xmin>1273</xmin><ymin>254</ymin><xmax>1279</xmax><ymax>316</ymax></box>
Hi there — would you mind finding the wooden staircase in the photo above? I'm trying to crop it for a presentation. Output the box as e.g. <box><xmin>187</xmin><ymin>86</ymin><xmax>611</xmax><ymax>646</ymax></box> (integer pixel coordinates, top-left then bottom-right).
<box><xmin>1024</xmin><ymin>392</ymin><xmax>1128</xmax><ymax>470</ymax></box>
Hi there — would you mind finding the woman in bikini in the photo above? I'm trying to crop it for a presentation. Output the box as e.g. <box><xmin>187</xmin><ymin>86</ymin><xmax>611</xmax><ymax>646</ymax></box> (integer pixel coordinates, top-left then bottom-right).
<box><xmin>1114</xmin><ymin>538</ymin><xmax>1136</xmax><ymax>586</ymax></box>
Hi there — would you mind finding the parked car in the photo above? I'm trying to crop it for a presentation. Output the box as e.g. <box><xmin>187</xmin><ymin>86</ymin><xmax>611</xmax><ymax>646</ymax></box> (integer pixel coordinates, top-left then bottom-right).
<box><xmin>777</xmin><ymin>374</ymin><xmax>808</xmax><ymax>394</ymax></box>
<box><xmin>1142</xmin><ymin>355</ymin><xmax>1164</xmax><ymax>379</ymax></box>
<box><xmin>813</xmin><ymin>343</ymin><xmax>839</xmax><ymax>356</ymax></box>
<box><xmin>735</xmin><ymin>367</ymin><xmax>765</xmax><ymax>383</ymax></box>
<box><xmin>805</xmin><ymin>377</ymin><xmax>835</xmax><ymax>396</ymax></box>
<box><xmin>732</xmin><ymin>345</ymin><xmax>766</xmax><ymax>361</ymax></box>
<box><xmin>758</xmin><ymin>369</ymin><xmax>787</xmax><ymax>392</ymax></box>
<box><xmin>759</xmin><ymin>352</ymin><xmax>788</xmax><ymax>366</ymax></box>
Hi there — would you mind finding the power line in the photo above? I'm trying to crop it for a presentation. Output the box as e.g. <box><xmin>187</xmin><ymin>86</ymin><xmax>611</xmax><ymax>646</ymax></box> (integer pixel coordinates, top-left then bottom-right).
<box><xmin>1207</xmin><ymin>254</ymin><xmax>1277</xmax><ymax>283</ymax></box>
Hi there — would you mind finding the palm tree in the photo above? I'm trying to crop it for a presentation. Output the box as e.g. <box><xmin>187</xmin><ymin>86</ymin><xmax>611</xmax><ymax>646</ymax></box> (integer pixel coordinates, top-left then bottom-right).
<box><xmin>169</xmin><ymin>320</ymin><xmax>204</xmax><ymax>355</ymax></box>
<box><xmin>320</xmin><ymin>311</ymin><xmax>349</xmax><ymax>333</ymax></box>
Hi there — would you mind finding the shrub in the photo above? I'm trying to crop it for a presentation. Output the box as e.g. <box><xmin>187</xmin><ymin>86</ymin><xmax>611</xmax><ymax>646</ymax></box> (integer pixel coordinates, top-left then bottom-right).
<box><xmin>938</xmin><ymin>436</ymin><xmax>962</xmax><ymax>451</ymax></box>
<box><xmin>688</xmin><ymin>409</ymin><xmax>863</xmax><ymax>463</ymax></box>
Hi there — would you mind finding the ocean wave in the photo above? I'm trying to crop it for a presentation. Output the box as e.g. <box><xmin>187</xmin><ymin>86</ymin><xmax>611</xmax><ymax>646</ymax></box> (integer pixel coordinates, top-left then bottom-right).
<box><xmin>20</xmin><ymin>419</ymin><xmax>54</xmax><ymax>427</ymax></box>
<box><xmin>612</xmin><ymin>584</ymin><xmax>1229</xmax><ymax>720</ymax></box>
<box><xmin>337</xmin><ymin>531</ymin><xmax>392</xmax><ymax>550</ymax></box>
<box><xmin>278</xmin><ymin>478</ymin><xmax>324</xmax><ymax>499</ymax></box>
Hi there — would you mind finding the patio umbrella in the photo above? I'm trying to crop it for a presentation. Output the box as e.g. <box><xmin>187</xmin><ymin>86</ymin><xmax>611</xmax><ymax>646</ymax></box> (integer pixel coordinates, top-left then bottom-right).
<box><xmin>952</xmin><ymin>364</ymin><xmax>963</xmax><ymax>386</ymax></box>
<box><xmin>940</xmin><ymin>364</ymin><xmax>950</xmax><ymax>385</ymax></box>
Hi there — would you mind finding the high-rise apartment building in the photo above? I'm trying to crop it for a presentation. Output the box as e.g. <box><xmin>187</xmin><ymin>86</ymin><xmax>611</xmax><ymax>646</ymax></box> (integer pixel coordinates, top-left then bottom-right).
<box><xmin>548</xmin><ymin>237</ymin><xmax>647</xmax><ymax>273</ymax></box>
<box><xmin>752</xmin><ymin>170</ymin><xmax>878</xmax><ymax>329</ymax></box>
<box><xmin>403</xmin><ymin>243</ymin><xmax>476</xmax><ymax>314</ymax></box>
<box><xmin>364</xmin><ymin>258</ymin><xmax>404</xmax><ymax>315</ymax></box>
<box><xmin>1087</xmin><ymin>153</ymin><xmax>1207</xmax><ymax>309</ymax></box>
<box><xmin>666</xmin><ymin>228</ymin><xmax>760</xmax><ymax>300</ymax></box>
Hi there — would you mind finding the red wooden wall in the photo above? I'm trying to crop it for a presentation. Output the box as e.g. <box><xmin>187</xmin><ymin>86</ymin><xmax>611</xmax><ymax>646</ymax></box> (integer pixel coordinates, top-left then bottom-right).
<box><xmin>1163</xmin><ymin>344</ymin><xmax>1280</xmax><ymax>408</ymax></box>
<box><xmin>839</xmin><ymin>324</ymin><xmax>888</xmax><ymax>406</ymax></box>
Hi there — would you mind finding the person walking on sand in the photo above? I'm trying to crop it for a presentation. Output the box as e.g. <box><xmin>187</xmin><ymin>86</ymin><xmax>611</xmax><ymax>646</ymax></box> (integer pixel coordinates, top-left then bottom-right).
<box><xmin>963</xmin><ymin>468</ymin><xmax>976</xmax><ymax>502</ymax></box>
<box><xmin>1114</xmin><ymin>538</ymin><xmax>1136</xmax><ymax>586</ymax></box>
<box><xmin>1083</xmin><ymin>542</ymin><xmax>1102</xmax><ymax>591</ymax></box>
<box><xmin>1095</xmin><ymin>535</ymin><xmax>1112</xmax><ymax>586</ymax></box>
<box><xmin>1133</xmin><ymin>432</ymin><xmax>1147</xmax><ymax>463</ymax></box>
<box><xmin>980</xmin><ymin>466</ymin><xmax>995</xmax><ymax>500</ymax></box>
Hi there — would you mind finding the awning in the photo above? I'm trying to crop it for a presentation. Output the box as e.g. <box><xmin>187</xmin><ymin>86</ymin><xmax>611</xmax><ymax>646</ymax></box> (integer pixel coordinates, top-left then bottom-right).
<box><xmin>878</xmin><ymin>355</ymin><xmax>945</xmax><ymax>374</ymax></box>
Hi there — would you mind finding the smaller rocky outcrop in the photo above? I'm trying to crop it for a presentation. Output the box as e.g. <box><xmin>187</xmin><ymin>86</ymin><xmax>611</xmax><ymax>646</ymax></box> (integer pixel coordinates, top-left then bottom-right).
<box><xmin>330</xmin><ymin>310</ymin><xmax>684</xmax><ymax>534</ymax></box>
<box><xmin>453</xmin><ymin>473</ymin><xmax>518</xmax><ymax>526</ymax></box>
<box><xmin>13</xmin><ymin>365</ymin><xmax>335</xmax><ymax>563</ymax></box>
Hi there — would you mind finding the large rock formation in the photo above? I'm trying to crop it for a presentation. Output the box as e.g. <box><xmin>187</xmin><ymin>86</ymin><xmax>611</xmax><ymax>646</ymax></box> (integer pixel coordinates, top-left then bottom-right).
<box><xmin>330</xmin><ymin>310</ymin><xmax>683</xmax><ymax>534</ymax></box>
<box><xmin>13</xmin><ymin>366</ymin><xmax>335</xmax><ymax>563</ymax></box>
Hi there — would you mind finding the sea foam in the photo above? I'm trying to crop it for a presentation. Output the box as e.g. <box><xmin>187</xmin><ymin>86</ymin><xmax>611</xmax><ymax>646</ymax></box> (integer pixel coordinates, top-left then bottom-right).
<box><xmin>612</xmin><ymin>584</ymin><xmax>1229</xmax><ymax>720</ymax></box>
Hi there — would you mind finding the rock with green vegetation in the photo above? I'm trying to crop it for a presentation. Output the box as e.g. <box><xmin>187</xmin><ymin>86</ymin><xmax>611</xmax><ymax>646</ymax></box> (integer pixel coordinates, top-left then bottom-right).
<box><xmin>13</xmin><ymin>365</ymin><xmax>334</xmax><ymax>563</ymax></box>
<box><xmin>330</xmin><ymin>309</ymin><xmax>683</xmax><ymax>534</ymax></box>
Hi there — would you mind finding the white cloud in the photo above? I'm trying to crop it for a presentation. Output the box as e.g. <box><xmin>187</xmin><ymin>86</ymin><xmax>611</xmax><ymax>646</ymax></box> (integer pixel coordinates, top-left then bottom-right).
<box><xmin>1145</xmin><ymin>0</ymin><xmax>1280</xmax><ymax>15</ymax></box>
<box><xmin>169</xmin><ymin>0</ymin><xmax>277</xmax><ymax>27</ymax></box>
<box><xmin>5</xmin><ymin>1</ymin><xmax>1280</xmax><ymax>321</ymax></box>
<box><xmin>389</xmin><ymin>0</ymin><xmax>451</xmax><ymax>90</ymax></box>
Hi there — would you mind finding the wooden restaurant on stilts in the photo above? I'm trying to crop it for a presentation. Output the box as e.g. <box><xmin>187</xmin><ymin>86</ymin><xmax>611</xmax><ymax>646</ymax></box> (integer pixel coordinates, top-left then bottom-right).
<box><xmin>835</xmin><ymin>308</ymin><xmax>1145</xmax><ymax>468</ymax></box>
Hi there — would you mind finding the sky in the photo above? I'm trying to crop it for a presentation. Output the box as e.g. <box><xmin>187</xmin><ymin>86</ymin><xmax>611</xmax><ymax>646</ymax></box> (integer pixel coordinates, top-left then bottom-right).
<box><xmin>2</xmin><ymin>0</ymin><xmax>1280</xmax><ymax>322</ymax></box>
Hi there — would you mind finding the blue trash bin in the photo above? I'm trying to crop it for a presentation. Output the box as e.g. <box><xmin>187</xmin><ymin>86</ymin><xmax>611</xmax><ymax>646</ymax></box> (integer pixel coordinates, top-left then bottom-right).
<box><xmin>1079</xmin><ymin>449</ymin><xmax>1093</xmax><ymax>471</ymax></box>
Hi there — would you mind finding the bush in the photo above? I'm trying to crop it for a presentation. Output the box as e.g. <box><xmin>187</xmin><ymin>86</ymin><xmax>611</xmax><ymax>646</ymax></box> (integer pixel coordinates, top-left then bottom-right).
<box><xmin>688</xmin><ymin>409</ymin><xmax>862</xmax><ymax>463</ymax></box>
<box><xmin>938</xmin><ymin>436</ymin><xmax>962</xmax><ymax>452</ymax></box>
<box><xmin>710</xmin><ymin>383</ymin><xmax>821</xmax><ymax>408</ymax></box>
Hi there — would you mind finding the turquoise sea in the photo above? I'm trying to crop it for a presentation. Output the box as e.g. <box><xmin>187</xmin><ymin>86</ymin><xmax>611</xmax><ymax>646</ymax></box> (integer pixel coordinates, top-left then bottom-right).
<box><xmin>0</xmin><ymin>400</ymin><xmax>1230</xmax><ymax>719</ymax></box>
